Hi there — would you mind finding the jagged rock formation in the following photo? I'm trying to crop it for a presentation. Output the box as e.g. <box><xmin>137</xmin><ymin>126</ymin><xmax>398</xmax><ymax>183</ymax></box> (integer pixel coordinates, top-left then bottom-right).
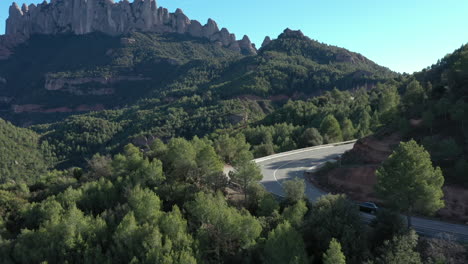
<box><xmin>261</xmin><ymin>36</ymin><xmax>271</xmax><ymax>48</ymax></box>
<box><xmin>4</xmin><ymin>0</ymin><xmax>256</xmax><ymax>55</ymax></box>
<box><xmin>278</xmin><ymin>28</ymin><xmax>309</xmax><ymax>40</ymax></box>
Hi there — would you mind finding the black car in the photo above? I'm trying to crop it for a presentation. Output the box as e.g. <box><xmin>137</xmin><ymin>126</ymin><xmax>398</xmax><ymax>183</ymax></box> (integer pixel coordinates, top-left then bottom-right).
<box><xmin>359</xmin><ymin>202</ymin><xmax>379</xmax><ymax>214</ymax></box>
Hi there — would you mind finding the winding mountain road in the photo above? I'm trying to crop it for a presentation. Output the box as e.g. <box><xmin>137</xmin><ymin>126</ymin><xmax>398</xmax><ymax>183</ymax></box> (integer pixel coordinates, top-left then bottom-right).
<box><xmin>255</xmin><ymin>142</ymin><xmax>468</xmax><ymax>242</ymax></box>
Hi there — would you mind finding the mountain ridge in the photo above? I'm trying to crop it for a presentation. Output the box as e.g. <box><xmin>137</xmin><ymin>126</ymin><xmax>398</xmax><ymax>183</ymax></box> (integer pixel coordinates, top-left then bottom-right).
<box><xmin>3</xmin><ymin>0</ymin><xmax>257</xmax><ymax>56</ymax></box>
<box><xmin>0</xmin><ymin>28</ymin><xmax>397</xmax><ymax>126</ymax></box>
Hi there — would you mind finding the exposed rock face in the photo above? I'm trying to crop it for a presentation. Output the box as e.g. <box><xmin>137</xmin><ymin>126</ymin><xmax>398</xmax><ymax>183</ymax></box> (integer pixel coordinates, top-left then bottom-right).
<box><xmin>0</xmin><ymin>97</ymin><xmax>13</xmax><ymax>103</ymax></box>
<box><xmin>5</xmin><ymin>0</ymin><xmax>256</xmax><ymax>55</ymax></box>
<box><xmin>342</xmin><ymin>132</ymin><xmax>401</xmax><ymax>164</ymax></box>
<box><xmin>261</xmin><ymin>36</ymin><xmax>272</xmax><ymax>48</ymax></box>
<box><xmin>12</xmin><ymin>103</ymin><xmax>105</xmax><ymax>113</ymax></box>
<box><xmin>44</xmin><ymin>75</ymin><xmax>150</xmax><ymax>92</ymax></box>
<box><xmin>0</xmin><ymin>33</ymin><xmax>26</xmax><ymax>60</ymax></box>
<box><xmin>238</xmin><ymin>35</ymin><xmax>256</xmax><ymax>55</ymax></box>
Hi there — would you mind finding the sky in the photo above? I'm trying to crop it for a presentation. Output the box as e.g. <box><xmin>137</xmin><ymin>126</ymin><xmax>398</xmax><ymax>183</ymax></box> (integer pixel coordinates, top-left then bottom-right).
<box><xmin>1</xmin><ymin>0</ymin><xmax>467</xmax><ymax>73</ymax></box>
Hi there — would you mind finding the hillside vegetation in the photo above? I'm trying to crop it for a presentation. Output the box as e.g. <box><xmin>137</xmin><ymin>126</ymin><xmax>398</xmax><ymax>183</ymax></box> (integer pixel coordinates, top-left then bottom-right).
<box><xmin>0</xmin><ymin>119</ymin><xmax>52</xmax><ymax>184</ymax></box>
<box><xmin>0</xmin><ymin>29</ymin><xmax>395</xmax><ymax>125</ymax></box>
<box><xmin>0</xmin><ymin>28</ymin><xmax>467</xmax><ymax>264</ymax></box>
<box><xmin>212</xmin><ymin>29</ymin><xmax>395</xmax><ymax>97</ymax></box>
<box><xmin>410</xmin><ymin>44</ymin><xmax>468</xmax><ymax>185</ymax></box>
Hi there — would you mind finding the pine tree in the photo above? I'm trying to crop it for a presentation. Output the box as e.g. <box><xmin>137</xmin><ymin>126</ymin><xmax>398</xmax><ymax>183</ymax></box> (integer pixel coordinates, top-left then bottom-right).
<box><xmin>231</xmin><ymin>161</ymin><xmax>263</xmax><ymax>200</ymax></box>
<box><xmin>374</xmin><ymin>230</ymin><xmax>422</xmax><ymax>264</ymax></box>
<box><xmin>320</xmin><ymin>115</ymin><xmax>343</xmax><ymax>143</ymax></box>
<box><xmin>282</xmin><ymin>178</ymin><xmax>306</xmax><ymax>203</ymax></box>
<box><xmin>300</xmin><ymin>127</ymin><xmax>323</xmax><ymax>147</ymax></box>
<box><xmin>323</xmin><ymin>238</ymin><xmax>346</xmax><ymax>264</ymax></box>
<box><xmin>403</xmin><ymin>80</ymin><xmax>425</xmax><ymax>115</ymax></box>
<box><xmin>375</xmin><ymin>140</ymin><xmax>445</xmax><ymax>227</ymax></box>
<box><xmin>341</xmin><ymin>118</ymin><xmax>356</xmax><ymax>141</ymax></box>
<box><xmin>263</xmin><ymin>221</ymin><xmax>308</xmax><ymax>264</ymax></box>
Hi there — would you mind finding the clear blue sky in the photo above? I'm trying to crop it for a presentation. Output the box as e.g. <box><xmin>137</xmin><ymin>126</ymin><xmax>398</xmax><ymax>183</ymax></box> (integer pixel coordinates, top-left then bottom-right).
<box><xmin>1</xmin><ymin>0</ymin><xmax>467</xmax><ymax>73</ymax></box>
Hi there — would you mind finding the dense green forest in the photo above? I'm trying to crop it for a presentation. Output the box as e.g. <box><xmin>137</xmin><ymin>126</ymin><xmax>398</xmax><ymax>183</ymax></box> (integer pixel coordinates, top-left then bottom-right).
<box><xmin>339</xmin><ymin>44</ymin><xmax>468</xmax><ymax>186</ymax></box>
<box><xmin>0</xmin><ymin>28</ymin><xmax>467</xmax><ymax>263</ymax></box>
<box><xmin>0</xmin><ymin>130</ymin><xmax>459</xmax><ymax>263</ymax></box>
<box><xmin>412</xmin><ymin>45</ymin><xmax>468</xmax><ymax>185</ymax></box>
<box><xmin>0</xmin><ymin>29</ymin><xmax>395</xmax><ymax>125</ymax></box>
<box><xmin>0</xmin><ymin>119</ymin><xmax>54</xmax><ymax>184</ymax></box>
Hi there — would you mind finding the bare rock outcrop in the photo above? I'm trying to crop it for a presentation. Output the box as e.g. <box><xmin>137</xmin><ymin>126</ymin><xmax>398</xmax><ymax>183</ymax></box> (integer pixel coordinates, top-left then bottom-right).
<box><xmin>238</xmin><ymin>35</ymin><xmax>257</xmax><ymax>55</ymax></box>
<box><xmin>44</xmin><ymin>75</ymin><xmax>150</xmax><ymax>95</ymax></box>
<box><xmin>0</xmin><ymin>33</ymin><xmax>26</xmax><ymax>60</ymax></box>
<box><xmin>5</xmin><ymin>0</ymin><xmax>256</xmax><ymax>55</ymax></box>
<box><xmin>261</xmin><ymin>36</ymin><xmax>272</xmax><ymax>48</ymax></box>
<box><xmin>12</xmin><ymin>103</ymin><xmax>105</xmax><ymax>113</ymax></box>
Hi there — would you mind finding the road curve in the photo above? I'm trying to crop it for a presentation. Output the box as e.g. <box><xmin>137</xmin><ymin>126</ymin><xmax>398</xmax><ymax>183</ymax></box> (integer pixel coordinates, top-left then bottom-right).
<box><xmin>255</xmin><ymin>142</ymin><xmax>468</xmax><ymax>242</ymax></box>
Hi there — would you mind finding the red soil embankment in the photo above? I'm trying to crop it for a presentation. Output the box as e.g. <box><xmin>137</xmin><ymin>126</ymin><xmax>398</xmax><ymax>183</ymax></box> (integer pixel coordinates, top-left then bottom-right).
<box><xmin>316</xmin><ymin>133</ymin><xmax>468</xmax><ymax>224</ymax></box>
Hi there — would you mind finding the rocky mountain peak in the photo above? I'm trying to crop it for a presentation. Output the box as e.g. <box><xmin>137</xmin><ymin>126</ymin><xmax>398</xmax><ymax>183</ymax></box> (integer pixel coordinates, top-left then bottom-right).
<box><xmin>278</xmin><ymin>28</ymin><xmax>309</xmax><ymax>40</ymax></box>
<box><xmin>9</xmin><ymin>2</ymin><xmax>22</xmax><ymax>16</ymax></box>
<box><xmin>3</xmin><ymin>0</ymin><xmax>257</xmax><ymax>56</ymax></box>
<box><xmin>261</xmin><ymin>36</ymin><xmax>272</xmax><ymax>48</ymax></box>
<box><xmin>21</xmin><ymin>3</ymin><xmax>28</xmax><ymax>13</ymax></box>
<box><xmin>238</xmin><ymin>35</ymin><xmax>256</xmax><ymax>55</ymax></box>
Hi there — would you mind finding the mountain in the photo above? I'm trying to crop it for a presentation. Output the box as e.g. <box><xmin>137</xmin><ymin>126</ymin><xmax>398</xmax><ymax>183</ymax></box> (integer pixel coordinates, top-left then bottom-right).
<box><xmin>0</xmin><ymin>29</ymin><xmax>396</xmax><ymax>126</ymax></box>
<box><xmin>0</xmin><ymin>31</ymin><xmax>243</xmax><ymax>125</ymax></box>
<box><xmin>0</xmin><ymin>1</ymin><xmax>399</xmax><ymax>127</ymax></box>
<box><xmin>1</xmin><ymin>2</ymin><xmax>467</xmax><ymax>264</ymax></box>
<box><xmin>211</xmin><ymin>29</ymin><xmax>396</xmax><ymax>97</ymax></box>
<box><xmin>5</xmin><ymin>0</ymin><xmax>256</xmax><ymax>55</ymax></box>
<box><xmin>0</xmin><ymin>0</ymin><xmax>400</xmax><ymax>170</ymax></box>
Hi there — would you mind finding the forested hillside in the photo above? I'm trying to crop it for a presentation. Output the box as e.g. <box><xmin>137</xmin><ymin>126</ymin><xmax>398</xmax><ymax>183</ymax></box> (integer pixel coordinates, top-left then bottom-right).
<box><xmin>0</xmin><ymin>32</ymin><xmax>242</xmax><ymax>125</ymax></box>
<box><xmin>1</xmin><ymin>127</ymin><xmax>455</xmax><ymax>264</ymax></box>
<box><xmin>0</xmin><ymin>119</ymin><xmax>53</xmax><ymax>183</ymax></box>
<box><xmin>0</xmin><ymin>29</ymin><xmax>395</xmax><ymax>126</ymax></box>
<box><xmin>311</xmin><ymin>44</ymin><xmax>468</xmax><ymax>227</ymax></box>
<box><xmin>366</xmin><ymin>44</ymin><xmax>468</xmax><ymax>186</ymax></box>
<box><xmin>208</xmin><ymin>29</ymin><xmax>396</xmax><ymax>97</ymax></box>
<box><xmin>411</xmin><ymin>44</ymin><xmax>468</xmax><ymax>185</ymax></box>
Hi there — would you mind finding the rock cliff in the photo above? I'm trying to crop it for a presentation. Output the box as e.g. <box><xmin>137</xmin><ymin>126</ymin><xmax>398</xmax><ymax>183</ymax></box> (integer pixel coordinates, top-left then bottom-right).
<box><xmin>261</xmin><ymin>36</ymin><xmax>271</xmax><ymax>48</ymax></box>
<box><xmin>4</xmin><ymin>0</ymin><xmax>256</xmax><ymax>55</ymax></box>
<box><xmin>0</xmin><ymin>33</ymin><xmax>26</xmax><ymax>59</ymax></box>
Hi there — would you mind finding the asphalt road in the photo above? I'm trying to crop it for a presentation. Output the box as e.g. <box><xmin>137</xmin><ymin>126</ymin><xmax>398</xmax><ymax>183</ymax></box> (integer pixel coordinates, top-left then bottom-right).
<box><xmin>255</xmin><ymin>142</ymin><xmax>468</xmax><ymax>242</ymax></box>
